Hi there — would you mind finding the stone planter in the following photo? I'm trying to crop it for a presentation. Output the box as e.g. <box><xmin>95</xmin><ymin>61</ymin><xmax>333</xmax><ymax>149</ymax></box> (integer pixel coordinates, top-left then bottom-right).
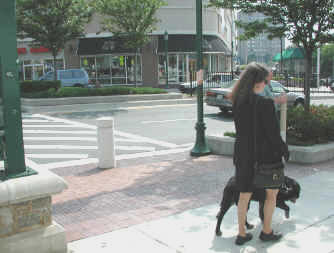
<box><xmin>207</xmin><ymin>134</ymin><xmax>334</xmax><ymax>164</ymax></box>
<box><xmin>0</xmin><ymin>168</ymin><xmax>68</xmax><ymax>253</ymax></box>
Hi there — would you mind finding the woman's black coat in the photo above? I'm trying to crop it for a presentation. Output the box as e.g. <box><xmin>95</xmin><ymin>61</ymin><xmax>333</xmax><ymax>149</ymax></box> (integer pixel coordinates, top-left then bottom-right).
<box><xmin>233</xmin><ymin>94</ymin><xmax>289</xmax><ymax>192</ymax></box>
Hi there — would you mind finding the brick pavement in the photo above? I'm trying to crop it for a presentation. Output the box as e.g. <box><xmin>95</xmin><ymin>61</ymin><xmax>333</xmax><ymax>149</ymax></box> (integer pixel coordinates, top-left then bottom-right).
<box><xmin>51</xmin><ymin>152</ymin><xmax>334</xmax><ymax>242</ymax></box>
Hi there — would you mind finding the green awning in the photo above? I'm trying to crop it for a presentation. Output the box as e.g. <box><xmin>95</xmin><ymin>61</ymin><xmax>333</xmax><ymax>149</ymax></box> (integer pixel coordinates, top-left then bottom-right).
<box><xmin>272</xmin><ymin>48</ymin><xmax>305</xmax><ymax>62</ymax></box>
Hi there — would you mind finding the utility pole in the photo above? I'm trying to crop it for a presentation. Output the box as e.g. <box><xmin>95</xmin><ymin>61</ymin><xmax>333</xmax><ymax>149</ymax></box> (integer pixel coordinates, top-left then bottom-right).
<box><xmin>191</xmin><ymin>0</ymin><xmax>210</xmax><ymax>157</ymax></box>
<box><xmin>0</xmin><ymin>0</ymin><xmax>37</xmax><ymax>179</ymax></box>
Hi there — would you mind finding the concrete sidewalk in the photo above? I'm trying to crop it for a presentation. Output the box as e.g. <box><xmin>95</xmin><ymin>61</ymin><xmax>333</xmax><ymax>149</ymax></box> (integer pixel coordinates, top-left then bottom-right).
<box><xmin>68</xmin><ymin>170</ymin><xmax>334</xmax><ymax>253</ymax></box>
<box><xmin>48</xmin><ymin>152</ymin><xmax>334</xmax><ymax>253</ymax></box>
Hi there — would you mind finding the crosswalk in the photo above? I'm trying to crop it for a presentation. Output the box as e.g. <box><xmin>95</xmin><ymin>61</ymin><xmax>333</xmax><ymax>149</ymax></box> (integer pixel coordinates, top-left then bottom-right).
<box><xmin>22</xmin><ymin>114</ymin><xmax>192</xmax><ymax>170</ymax></box>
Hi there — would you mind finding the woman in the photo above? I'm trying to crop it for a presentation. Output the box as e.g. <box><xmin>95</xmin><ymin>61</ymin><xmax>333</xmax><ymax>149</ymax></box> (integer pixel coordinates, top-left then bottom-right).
<box><xmin>231</xmin><ymin>62</ymin><xmax>289</xmax><ymax>245</ymax></box>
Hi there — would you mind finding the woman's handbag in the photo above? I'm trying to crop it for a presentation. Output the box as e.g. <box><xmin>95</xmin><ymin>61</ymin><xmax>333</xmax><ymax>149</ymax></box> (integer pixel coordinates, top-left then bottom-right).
<box><xmin>253</xmin><ymin>161</ymin><xmax>285</xmax><ymax>188</ymax></box>
<box><xmin>252</xmin><ymin>97</ymin><xmax>285</xmax><ymax>188</ymax></box>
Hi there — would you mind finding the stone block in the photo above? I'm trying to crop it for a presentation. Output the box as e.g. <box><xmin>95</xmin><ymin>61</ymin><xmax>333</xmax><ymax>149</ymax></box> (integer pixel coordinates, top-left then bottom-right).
<box><xmin>0</xmin><ymin>196</ymin><xmax>52</xmax><ymax>238</ymax></box>
<box><xmin>0</xmin><ymin>207</ymin><xmax>13</xmax><ymax>237</ymax></box>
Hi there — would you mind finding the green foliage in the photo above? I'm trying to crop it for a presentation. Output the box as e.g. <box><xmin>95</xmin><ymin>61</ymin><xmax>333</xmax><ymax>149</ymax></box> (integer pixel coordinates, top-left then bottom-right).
<box><xmin>21</xmin><ymin>86</ymin><xmax>167</xmax><ymax>98</ymax></box>
<box><xmin>16</xmin><ymin>0</ymin><xmax>93</xmax><ymax>80</ymax></box>
<box><xmin>287</xmin><ymin>105</ymin><xmax>334</xmax><ymax>146</ymax></box>
<box><xmin>223</xmin><ymin>105</ymin><xmax>334</xmax><ymax>146</ymax></box>
<box><xmin>320</xmin><ymin>44</ymin><xmax>334</xmax><ymax>78</ymax></box>
<box><xmin>224</xmin><ymin>132</ymin><xmax>236</xmax><ymax>138</ymax></box>
<box><xmin>209</xmin><ymin>0</ymin><xmax>334</xmax><ymax>112</ymax></box>
<box><xmin>92</xmin><ymin>0</ymin><xmax>166</xmax><ymax>50</ymax></box>
<box><xmin>20</xmin><ymin>80</ymin><xmax>61</xmax><ymax>93</ymax></box>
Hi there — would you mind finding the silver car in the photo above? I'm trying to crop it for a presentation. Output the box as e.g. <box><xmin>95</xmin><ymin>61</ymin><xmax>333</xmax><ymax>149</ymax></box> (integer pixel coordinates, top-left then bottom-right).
<box><xmin>178</xmin><ymin>73</ymin><xmax>236</xmax><ymax>93</ymax></box>
<box><xmin>206</xmin><ymin>80</ymin><xmax>304</xmax><ymax>113</ymax></box>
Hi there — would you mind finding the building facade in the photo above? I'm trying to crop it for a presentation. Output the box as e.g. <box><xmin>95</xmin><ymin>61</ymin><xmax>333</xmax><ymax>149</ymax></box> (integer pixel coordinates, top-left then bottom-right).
<box><xmin>17</xmin><ymin>0</ymin><xmax>236</xmax><ymax>87</ymax></box>
<box><xmin>237</xmin><ymin>11</ymin><xmax>284</xmax><ymax>67</ymax></box>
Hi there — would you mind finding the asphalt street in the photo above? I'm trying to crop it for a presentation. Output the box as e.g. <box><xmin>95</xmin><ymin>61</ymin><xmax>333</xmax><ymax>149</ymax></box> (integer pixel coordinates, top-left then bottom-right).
<box><xmin>22</xmin><ymin>97</ymin><xmax>334</xmax><ymax>169</ymax></box>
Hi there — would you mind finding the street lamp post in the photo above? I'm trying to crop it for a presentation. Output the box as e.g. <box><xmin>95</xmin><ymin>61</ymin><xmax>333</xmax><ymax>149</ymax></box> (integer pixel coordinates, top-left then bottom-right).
<box><xmin>191</xmin><ymin>0</ymin><xmax>211</xmax><ymax>157</ymax></box>
<box><xmin>0</xmin><ymin>0</ymin><xmax>37</xmax><ymax>179</ymax></box>
<box><xmin>164</xmin><ymin>30</ymin><xmax>169</xmax><ymax>89</ymax></box>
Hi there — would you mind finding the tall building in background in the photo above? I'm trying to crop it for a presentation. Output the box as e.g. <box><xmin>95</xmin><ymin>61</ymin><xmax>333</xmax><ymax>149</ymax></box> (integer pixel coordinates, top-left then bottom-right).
<box><xmin>237</xmin><ymin>11</ymin><xmax>284</xmax><ymax>67</ymax></box>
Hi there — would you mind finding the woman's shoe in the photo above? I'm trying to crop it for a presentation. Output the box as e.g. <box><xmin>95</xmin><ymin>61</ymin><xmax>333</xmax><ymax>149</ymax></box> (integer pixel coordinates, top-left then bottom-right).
<box><xmin>235</xmin><ymin>233</ymin><xmax>253</xmax><ymax>245</ymax></box>
<box><xmin>259</xmin><ymin>230</ymin><xmax>282</xmax><ymax>242</ymax></box>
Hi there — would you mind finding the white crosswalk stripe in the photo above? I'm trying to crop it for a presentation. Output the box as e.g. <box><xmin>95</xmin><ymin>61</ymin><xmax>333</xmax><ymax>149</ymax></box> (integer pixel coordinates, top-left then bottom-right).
<box><xmin>22</xmin><ymin>113</ymin><xmax>189</xmax><ymax>168</ymax></box>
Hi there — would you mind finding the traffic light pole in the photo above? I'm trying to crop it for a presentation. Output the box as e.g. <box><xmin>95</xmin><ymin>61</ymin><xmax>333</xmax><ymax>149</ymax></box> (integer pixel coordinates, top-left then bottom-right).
<box><xmin>0</xmin><ymin>0</ymin><xmax>36</xmax><ymax>179</ymax></box>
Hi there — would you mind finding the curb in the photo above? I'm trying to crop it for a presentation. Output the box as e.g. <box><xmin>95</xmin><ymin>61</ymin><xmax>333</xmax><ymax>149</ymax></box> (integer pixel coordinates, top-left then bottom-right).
<box><xmin>207</xmin><ymin>135</ymin><xmax>334</xmax><ymax>164</ymax></box>
<box><xmin>21</xmin><ymin>93</ymin><xmax>184</xmax><ymax>107</ymax></box>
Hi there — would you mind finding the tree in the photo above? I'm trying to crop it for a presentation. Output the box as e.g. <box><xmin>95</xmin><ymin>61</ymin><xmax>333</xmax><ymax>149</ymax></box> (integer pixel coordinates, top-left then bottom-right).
<box><xmin>16</xmin><ymin>0</ymin><xmax>93</xmax><ymax>81</ymax></box>
<box><xmin>209</xmin><ymin>0</ymin><xmax>334</xmax><ymax>111</ymax></box>
<box><xmin>92</xmin><ymin>0</ymin><xmax>166</xmax><ymax>86</ymax></box>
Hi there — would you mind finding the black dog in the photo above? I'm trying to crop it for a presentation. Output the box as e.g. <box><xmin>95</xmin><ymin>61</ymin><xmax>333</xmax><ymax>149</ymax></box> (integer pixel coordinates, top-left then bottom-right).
<box><xmin>215</xmin><ymin>176</ymin><xmax>301</xmax><ymax>236</ymax></box>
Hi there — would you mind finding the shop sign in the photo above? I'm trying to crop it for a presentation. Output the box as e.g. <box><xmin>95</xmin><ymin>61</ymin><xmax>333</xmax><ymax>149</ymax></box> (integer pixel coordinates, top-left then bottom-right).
<box><xmin>17</xmin><ymin>48</ymin><xmax>27</xmax><ymax>54</ymax></box>
<box><xmin>30</xmin><ymin>46</ymin><xmax>50</xmax><ymax>53</ymax></box>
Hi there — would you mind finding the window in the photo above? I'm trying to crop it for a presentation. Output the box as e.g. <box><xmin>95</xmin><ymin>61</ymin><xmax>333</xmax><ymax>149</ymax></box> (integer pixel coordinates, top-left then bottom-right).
<box><xmin>59</xmin><ymin>71</ymin><xmax>72</xmax><ymax>79</ymax></box>
<box><xmin>73</xmin><ymin>70</ymin><xmax>84</xmax><ymax>78</ymax></box>
<box><xmin>45</xmin><ymin>72</ymin><xmax>54</xmax><ymax>80</ymax></box>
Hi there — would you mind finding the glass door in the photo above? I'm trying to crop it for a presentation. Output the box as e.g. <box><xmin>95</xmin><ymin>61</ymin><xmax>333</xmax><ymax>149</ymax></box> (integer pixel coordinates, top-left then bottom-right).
<box><xmin>178</xmin><ymin>54</ymin><xmax>187</xmax><ymax>82</ymax></box>
<box><xmin>111</xmin><ymin>56</ymin><xmax>126</xmax><ymax>84</ymax></box>
<box><xmin>96</xmin><ymin>56</ymin><xmax>111</xmax><ymax>85</ymax></box>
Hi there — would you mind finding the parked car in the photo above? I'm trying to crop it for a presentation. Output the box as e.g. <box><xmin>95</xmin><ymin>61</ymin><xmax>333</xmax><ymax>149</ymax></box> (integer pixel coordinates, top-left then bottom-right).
<box><xmin>205</xmin><ymin>79</ymin><xmax>305</xmax><ymax>113</ymax></box>
<box><xmin>39</xmin><ymin>69</ymin><xmax>90</xmax><ymax>87</ymax></box>
<box><xmin>178</xmin><ymin>73</ymin><xmax>237</xmax><ymax>93</ymax></box>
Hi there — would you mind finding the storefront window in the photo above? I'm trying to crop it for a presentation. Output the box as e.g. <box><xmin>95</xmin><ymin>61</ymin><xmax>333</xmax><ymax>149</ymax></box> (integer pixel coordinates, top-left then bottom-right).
<box><xmin>168</xmin><ymin>54</ymin><xmax>177</xmax><ymax>83</ymax></box>
<box><xmin>126</xmin><ymin>55</ymin><xmax>142</xmax><ymax>84</ymax></box>
<box><xmin>44</xmin><ymin>59</ymin><xmax>64</xmax><ymax>73</ymax></box>
<box><xmin>211</xmin><ymin>55</ymin><xmax>218</xmax><ymax>72</ymax></box>
<box><xmin>81</xmin><ymin>57</ymin><xmax>96</xmax><ymax>84</ymax></box>
<box><xmin>111</xmin><ymin>56</ymin><xmax>126</xmax><ymax>84</ymax></box>
<box><xmin>34</xmin><ymin>65</ymin><xmax>44</xmax><ymax>80</ymax></box>
<box><xmin>158</xmin><ymin>55</ymin><xmax>166</xmax><ymax>84</ymax></box>
<box><xmin>96</xmin><ymin>56</ymin><xmax>111</xmax><ymax>85</ymax></box>
<box><xmin>203</xmin><ymin>54</ymin><xmax>209</xmax><ymax>72</ymax></box>
<box><xmin>24</xmin><ymin>66</ymin><xmax>33</xmax><ymax>80</ymax></box>
<box><xmin>178</xmin><ymin>54</ymin><xmax>187</xmax><ymax>82</ymax></box>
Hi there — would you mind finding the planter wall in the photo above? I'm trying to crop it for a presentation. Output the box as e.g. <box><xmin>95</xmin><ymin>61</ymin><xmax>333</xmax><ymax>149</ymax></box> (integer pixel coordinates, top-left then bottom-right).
<box><xmin>207</xmin><ymin>135</ymin><xmax>334</xmax><ymax>164</ymax></box>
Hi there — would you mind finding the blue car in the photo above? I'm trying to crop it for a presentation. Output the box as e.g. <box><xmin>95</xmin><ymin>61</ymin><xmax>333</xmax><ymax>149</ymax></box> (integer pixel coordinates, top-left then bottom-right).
<box><xmin>39</xmin><ymin>69</ymin><xmax>90</xmax><ymax>87</ymax></box>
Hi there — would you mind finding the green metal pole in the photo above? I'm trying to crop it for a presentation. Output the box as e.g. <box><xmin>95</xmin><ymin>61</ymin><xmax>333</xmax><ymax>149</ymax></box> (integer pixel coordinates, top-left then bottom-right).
<box><xmin>0</xmin><ymin>0</ymin><xmax>36</xmax><ymax>179</ymax></box>
<box><xmin>164</xmin><ymin>30</ymin><xmax>169</xmax><ymax>89</ymax></box>
<box><xmin>191</xmin><ymin>0</ymin><xmax>210</xmax><ymax>157</ymax></box>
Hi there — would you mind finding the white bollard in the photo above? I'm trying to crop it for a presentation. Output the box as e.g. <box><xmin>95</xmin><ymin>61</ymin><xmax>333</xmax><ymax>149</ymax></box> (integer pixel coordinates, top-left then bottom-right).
<box><xmin>97</xmin><ymin>117</ymin><xmax>116</xmax><ymax>169</ymax></box>
<box><xmin>280</xmin><ymin>102</ymin><xmax>287</xmax><ymax>142</ymax></box>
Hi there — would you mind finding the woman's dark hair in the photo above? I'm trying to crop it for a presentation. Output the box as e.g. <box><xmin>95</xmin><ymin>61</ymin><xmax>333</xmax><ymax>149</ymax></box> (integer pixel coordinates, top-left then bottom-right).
<box><xmin>231</xmin><ymin>62</ymin><xmax>269</xmax><ymax>107</ymax></box>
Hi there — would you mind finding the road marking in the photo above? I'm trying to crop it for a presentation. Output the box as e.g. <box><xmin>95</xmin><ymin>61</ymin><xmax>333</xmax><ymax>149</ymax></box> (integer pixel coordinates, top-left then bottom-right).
<box><xmin>127</xmin><ymin>98</ymin><xmax>193</xmax><ymax>103</ymax></box>
<box><xmin>142</xmin><ymin>118</ymin><xmax>196</xmax><ymax>124</ymax></box>
<box><xmin>25</xmin><ymin>154</ymin><xmax>89</xmax><ymax>159</ymax></box>
<box><xmin>23</xmin><ymin>125</ymin><xmax>81</xmax><ymax>128</ymax></box>
<box><xmin>24</xmin><ymin>137</ymin><xmax>97</xmax><ymax>141</ymax></box>
<box><xmin>25</xmin><ymin>145</ymin><xmax>97</xmax><ymax>150</ymax></box>
<box><xmin>118</xmin><ymin>104</ymin><xmax>194</xmax><ymax>110</ymax></box>
<box><xmin>31</xmin><ymin>114</ymin><xmax>180</xmax><ymax>148</ymax></box>
<box><xmin>22</xmin><ymin>119</ymin><xmax>50</xmax><ymax>123</ymax></box>
<box><xmin>33</xmin><ymin>114</ymin><xmax>97</xmax><ymax>129</ymax></box>
<box><xmin>177</xmin><ymin>143</ymin><xmax>194</xmax><ymax>148</ymax></box>
<box><xmin>23</xmin><ymin>130</ymin><xmax>96</xmax><ymax>135</ymax></box>
<box><xmin>115</xmin><ymin>130</ymin><xmax>179</xmax><ymax>148</ymax></box>
<box><xmin>33</xmin><ymin>114</ymin><xmax>179</xmax><ymax>148</ymax></box>
<box><xmin>116</xmin><ymin>146</ymin><xmax>155</xmax><ymax>151</ymax></box>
